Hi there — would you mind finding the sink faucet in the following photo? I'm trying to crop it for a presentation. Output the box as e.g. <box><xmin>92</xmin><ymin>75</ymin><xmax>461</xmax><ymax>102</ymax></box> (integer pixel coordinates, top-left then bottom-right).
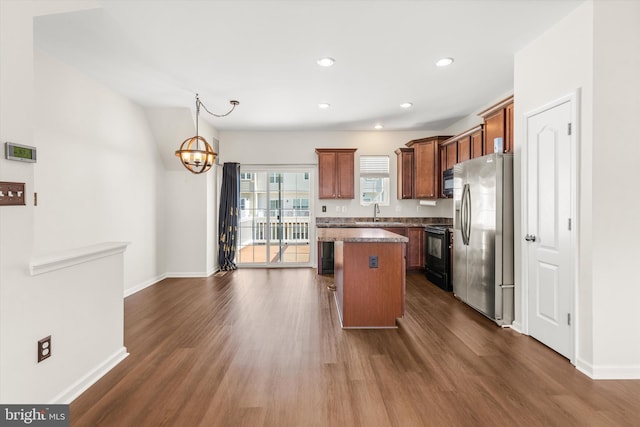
<box><xmin>373</xmin><ymin>203</ymin><xmax>380</xmax><ymax>222</ymax></box>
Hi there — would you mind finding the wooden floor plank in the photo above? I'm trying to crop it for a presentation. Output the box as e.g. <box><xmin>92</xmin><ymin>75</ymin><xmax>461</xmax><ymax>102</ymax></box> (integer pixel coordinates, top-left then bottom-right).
<box><xmin>70</xmin><ymin>269</ymin><xmax>640</xmax><ymax>426</ymax></box>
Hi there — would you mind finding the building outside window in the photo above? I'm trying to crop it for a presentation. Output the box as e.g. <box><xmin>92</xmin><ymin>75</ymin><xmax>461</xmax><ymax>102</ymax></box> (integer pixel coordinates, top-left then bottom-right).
<box><xmin>359</xmin><ymin>155</ymin><xmax>390</xmax><ymax>205</ymax></box>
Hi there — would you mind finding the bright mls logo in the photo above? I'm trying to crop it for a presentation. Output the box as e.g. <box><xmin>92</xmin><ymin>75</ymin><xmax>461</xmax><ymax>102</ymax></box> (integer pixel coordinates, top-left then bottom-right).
<box><xmin>0</xmin><ymin>405</ymin><xmax>68</xmax><ymax>426</ymax></box>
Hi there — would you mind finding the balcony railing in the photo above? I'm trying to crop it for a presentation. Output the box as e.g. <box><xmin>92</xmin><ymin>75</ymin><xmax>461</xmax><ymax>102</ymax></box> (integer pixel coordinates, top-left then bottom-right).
<box><xmin>239</xmin><ymin>216</ymin><xmax>310</xmax><ymax>245</ymax></box>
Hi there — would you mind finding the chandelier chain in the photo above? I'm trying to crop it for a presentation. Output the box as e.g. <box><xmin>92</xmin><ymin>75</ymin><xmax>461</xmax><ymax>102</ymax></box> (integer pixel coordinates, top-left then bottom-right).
<box><xmin>196</xmin><ymin>94</ymin><xmax>239</xmax><ymax>118</ymax></box>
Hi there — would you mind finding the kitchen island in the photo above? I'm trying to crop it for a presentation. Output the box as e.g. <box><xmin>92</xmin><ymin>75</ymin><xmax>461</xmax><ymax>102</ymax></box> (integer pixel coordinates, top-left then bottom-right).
<box><xmin>317</xmin><ymin>228</ymin><xmax>408</xmax><ymax>328</ymax></box>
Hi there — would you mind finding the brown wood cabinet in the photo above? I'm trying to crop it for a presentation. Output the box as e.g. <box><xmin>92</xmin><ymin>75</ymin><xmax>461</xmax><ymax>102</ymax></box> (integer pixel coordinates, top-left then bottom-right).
<box><xmin>336</xmin><ymin>239</ymin><xmax>405</xmax><ymax>327</ymax></box>
<box><xmin>384</xmin><ymin>226</ymin><xmax>423</xmax><ymax>270</ymax></box>
<box><xmin>438</xmin><ymin>125</ymin><xmax>484</xmax><ymax>197</ymax></box>
<box><xmin>395</xmin><ymin>148</ymin><xmax>414</xmax><ymax>199</ymax></box>
<box><xmin>457</xmin><ymin>136</ymin><xmax>471</xmax><ymax>163</ymax></box>
<box><xmin>405</xmin><ymin>136</ymin><xmax>451</xmax><ymax>199</ymax></box>
<box><xmin>438</xmin><ymin>141</ymin><xmax>457</xmax><ymax>198</ymax></box>
<box><xmin>315</xmin><ymin>148</ymin><xmax>357</xmax><ymax>199</ymax></box>
<box><xmin>406</xmin><ymin>227</ymin><xmax>425</xmax><ymax>270</ymax></box>
<box><xmin>471</xmin><ymin>127</ymin><xmax>484</xmax><ymax>159</ymax></box>
<box><xmin>483</xmin><ymin>108</ymin><xmax>504</xmax><ymax>155</ymax></box>
<box><xmin>478</xmin><ymin>96</ymin><xmax>514</xmax><ymax>155</ymax></box>
<box><xmin>446</xmin><ymin>143</ymin><xmax>457</xmax><ymax>170</ymax></box>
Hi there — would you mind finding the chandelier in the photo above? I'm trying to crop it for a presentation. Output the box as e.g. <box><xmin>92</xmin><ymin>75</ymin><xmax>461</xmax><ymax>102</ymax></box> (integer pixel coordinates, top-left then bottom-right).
<box><xmin>175</xmin><ymin>94</ymin><xmax>239</xmax><ymax>174</ymax></box>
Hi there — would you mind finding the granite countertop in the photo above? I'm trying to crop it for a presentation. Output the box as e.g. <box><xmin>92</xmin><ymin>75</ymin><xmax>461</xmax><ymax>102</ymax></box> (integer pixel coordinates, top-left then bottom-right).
<box><xmin>316</xmin><ymin>217</ymin><xmax>452</xmax><ymax>228</ymax></box>
<box><xmin>317</xmin><ymin>227</ymin><xmax>409</xmax><ymax>243</ymax></box>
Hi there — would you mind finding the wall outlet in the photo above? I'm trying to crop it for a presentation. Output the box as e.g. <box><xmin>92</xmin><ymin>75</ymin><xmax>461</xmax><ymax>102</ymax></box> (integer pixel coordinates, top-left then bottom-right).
<box><xmin>38</xmin><ymin>335</ymin><xmax>51</xmax><ymax>363</ymax></box>
<box><xmin>322</xmin><ymin>205</ymin><xmax>326</xmax><ymax>212</ymax></box>
<box><xmin>369</xmin><ymin>256</ymin><xmax>378</xmax><ymax>268</ymax></box>
<box><xmin>341</xmin><ymin>206</ymin><xmax>347</xmax><ymax>213</ymax></box>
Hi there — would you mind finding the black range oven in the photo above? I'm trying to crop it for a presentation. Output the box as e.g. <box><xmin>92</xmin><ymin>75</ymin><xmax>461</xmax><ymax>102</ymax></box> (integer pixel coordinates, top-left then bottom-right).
<box><xmin>424</xmin><ymin>225</ymin><xmax>451</xmax><ymax>291</ymax></box>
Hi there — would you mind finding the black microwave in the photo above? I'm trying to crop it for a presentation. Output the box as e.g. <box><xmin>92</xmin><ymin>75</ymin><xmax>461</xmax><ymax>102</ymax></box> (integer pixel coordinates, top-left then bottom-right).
<box><xmin>442</xmin><ymin>168</ymin><xmax>454</xmax><ymax>197</ymax></box>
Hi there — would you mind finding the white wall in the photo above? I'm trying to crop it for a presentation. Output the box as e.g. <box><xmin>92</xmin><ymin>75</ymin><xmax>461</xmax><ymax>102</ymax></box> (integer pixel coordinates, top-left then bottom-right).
<box><xmin>0</xmin><ymin>0</ymin><xmax>134</xmax><ymax>403</ymax></box>
<box><xmin>590</xmin><ymin>0</ymin><xmax>640</xmax><ymax>377</ymax></box>
<box><xmin>34</xmin><ymin>50</ymin><xmax>166</xmax><ymax>292</ymax></box>
<box><xmin>163</xmin><ymin>119</ymin><xmax>219</xmax><ymax>277</ymax></box>
<box><xmin>164</xmin><ymin>170</ymin><xmax>211</xmax><ymax>276</ymax></box>
<box><xmin>220</xmin><ymin>131</ymin><xmax>455</xmax><ymax>219</ymax></box>
<box><xmin>206</xmin><ymin>169</ymin><xmax>217</xmax><ymax>275</ymax></box>
<box><xmin>515</xmin><ymin>0</ymin><xmax>640</xmax><ymax>378</ymax></box>
<box><xmin>145</xmin><ymin>104</ymin><xmax>220</xmax><ymax>277</ymax></box>
<box><xmin>515</xmin><ymin>0</ymin><xmax>594</xmax><ymax>369</ymax></box>
<box><xmin>0</xmin><ymin>0</ymin><xmax>38</xmax><ymax>403</ymax></box>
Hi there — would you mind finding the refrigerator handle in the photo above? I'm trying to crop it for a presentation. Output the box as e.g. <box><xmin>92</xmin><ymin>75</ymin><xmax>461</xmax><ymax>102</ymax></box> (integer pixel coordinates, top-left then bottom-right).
<box><xmin>461</xmin><ymin>184</ymin><xmax>470</xmax><ymax>245</ymax></box>
<box><xmin>465</xmin><ymin>184</ymin><xmax>471</xmax><ymax>244</ymax></box>
<box><xmin>460</xmin><ymin>184</ymin><xmax>466</xmax><ymax>244</ymax></box>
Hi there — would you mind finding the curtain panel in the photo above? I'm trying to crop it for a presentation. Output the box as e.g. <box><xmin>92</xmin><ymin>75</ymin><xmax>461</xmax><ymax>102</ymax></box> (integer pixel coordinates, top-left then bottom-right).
<box><xmin>218</xmin><ymin>162</ymin><xmax>240</xmax><ymax>271</ymax></box>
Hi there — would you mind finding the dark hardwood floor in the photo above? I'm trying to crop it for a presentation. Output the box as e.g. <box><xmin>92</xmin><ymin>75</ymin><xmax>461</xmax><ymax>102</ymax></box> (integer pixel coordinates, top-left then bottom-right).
<box><xmin>71</xmin><ymin>269</ymin><xmax>640</xmax><ymax>426</ymax></box>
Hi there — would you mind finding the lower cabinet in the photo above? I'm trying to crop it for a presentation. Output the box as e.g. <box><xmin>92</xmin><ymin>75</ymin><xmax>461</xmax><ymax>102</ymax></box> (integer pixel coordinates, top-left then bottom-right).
<box><xmin>384</xmin><ymin>227</ymin><xmax>424</xmax><ymax>270</ymax></box>
<box><xmin>406</xmin><ymin>228</ymin><xmax>424</xmax><ymax>270</ymax></box>
<box><xmin>319</xmin><ymin>226</ymin><xmax>426</xmax><ymax>274</ymax></box>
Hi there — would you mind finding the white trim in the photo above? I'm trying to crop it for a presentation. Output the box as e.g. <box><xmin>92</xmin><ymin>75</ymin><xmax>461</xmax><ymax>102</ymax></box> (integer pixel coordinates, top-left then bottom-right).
<box><xmin>576</xmin><ymin>358</ymin><xmax>640</xmax><ymax>380</ymax></box>
<box><xmin>575</xmin><ymin>357</ymin><xmax>593</xmax><ymax>378</ymax></box>
<box><xmin>51</xmin><ymin>347</ymin><xmax>129</xmax><ymax>404</ymax></box>
<box><xmin>124</xmin><ymin>273</ymin><xmax>167</xmax><ymax>298</ymax></box>
<box><xmin>510</xmin><ymin>321</ymin><xmax>524</xmax><ymax>334</ymax></box>
<box><xmin>165</xmin><ymin>272</ymin><xmax>210</xmax><ymax>278</ymax></box>
<box><xmin>521</xmin><ymin>91</ymin><xmax>579</xmax><ymax>365</ymax></box>
<box><xmin>30</xmin><ymin>242</ymin><xmax>130</xmax><ymax>276</ymax></box>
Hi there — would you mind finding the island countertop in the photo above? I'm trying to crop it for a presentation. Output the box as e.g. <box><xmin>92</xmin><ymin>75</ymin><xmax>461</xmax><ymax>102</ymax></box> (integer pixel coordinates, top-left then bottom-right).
<box><xmin>317</xmin><ymin>227</ymin><xmax>409</xmax><ymax>243</ymax></box>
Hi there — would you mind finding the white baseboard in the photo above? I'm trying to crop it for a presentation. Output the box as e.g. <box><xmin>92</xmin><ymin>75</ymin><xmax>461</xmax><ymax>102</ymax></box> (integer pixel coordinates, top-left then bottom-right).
<box><xmin>124</xmin><ymin>273</ymin><xmax>167</xmax><ymax>297</ymax></box>
<box><xmin>510</xmin><ymin>321</ymin><xmax>524</xmax><ymax>334</ymax></box>
<box><xmin>575</xmin><ymin>357</ymin><xmax>640</xmax><ymax>379</ymax></box>
<box><xmin>165</xmin><ymin>272</ymin><xmax>209</xmax><ymax>278</ymax></box>
<box><xmin>123</xmin><ymin>269</ymin><xmax>221</xmax><ymax>298</ymax></box>
<box><xmin>52</xmin><ymin>347</ymin><xmax>129</xmax><ymax>404</ymax></box>
<box><xmin>575</xmin><ymin>357</ymin><xmax>594</xmax><ymax>378</ymax></box>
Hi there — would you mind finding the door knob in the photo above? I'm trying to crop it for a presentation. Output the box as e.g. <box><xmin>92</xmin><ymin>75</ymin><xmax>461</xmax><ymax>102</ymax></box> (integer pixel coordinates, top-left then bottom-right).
<box><xmin>525</xmin><ymin>234</ymin><xmax>536</xmax><ymax>242</ymax></box>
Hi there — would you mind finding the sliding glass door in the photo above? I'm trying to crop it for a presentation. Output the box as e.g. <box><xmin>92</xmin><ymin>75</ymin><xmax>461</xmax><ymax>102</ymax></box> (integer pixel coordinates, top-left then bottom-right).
<box><xmin>237</xmin><ymin>168</ymin><xmax>313</xmax><ymax>266</ymax></box>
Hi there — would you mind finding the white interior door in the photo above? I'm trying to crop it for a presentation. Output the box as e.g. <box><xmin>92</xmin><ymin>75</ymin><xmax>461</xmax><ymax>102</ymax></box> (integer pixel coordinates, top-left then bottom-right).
<box><xmin>525</xmin><ymin>98</ymin><xmax>574</xmax><ymax>359</ymax></box>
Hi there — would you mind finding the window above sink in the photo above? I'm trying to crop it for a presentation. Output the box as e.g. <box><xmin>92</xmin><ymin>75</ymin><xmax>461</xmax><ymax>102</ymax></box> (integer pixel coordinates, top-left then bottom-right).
<box><xmin>360</xmin><ymin>155</ymin><xmax>390</xmax><ymax>206</ymax></box>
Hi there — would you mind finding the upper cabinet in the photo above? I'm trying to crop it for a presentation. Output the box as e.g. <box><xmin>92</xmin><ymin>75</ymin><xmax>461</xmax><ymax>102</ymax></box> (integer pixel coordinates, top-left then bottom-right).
<box><xmin>395</xmin><ymin>147</ymin><xmax>414</xmax><ymax>200</ymax></box>
<box><xmin>438</xmin><ymin>125</ymin><xmax>485</xmax><ymax>198</ymax></box>
<box><xmin>392</xmin><ymin>96</ymin><xmax>513</xmax><ymax>200</ymax></box>
<box><xmin>457</xmin><ymin>135</ymin><xmax>471</xmax><ymax>163</ymax></box>
<box><xmin>471</xmin><ymin>126</ymin><xmax>484</xmax><ymax>158</ymax></box>
<box><xmin>406</xmin><ymin>136</ymin><xmax>451</xmax><ymax>199</ymax></box>
<box><xmin>316</xmin><ymin>148</ymin><xmax>357</xmax><ymax>199</ymax></box>
<box><xmin>478</xmin><ymin>95</ymin><xmax>514</xmax><ymax>154</ymax></box>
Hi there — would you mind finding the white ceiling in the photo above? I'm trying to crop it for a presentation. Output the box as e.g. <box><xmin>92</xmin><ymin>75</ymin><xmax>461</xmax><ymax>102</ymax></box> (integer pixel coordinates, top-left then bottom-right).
<box><xmin>33</xmin><ymin>0</ymin><xmax>583</xmax><ymax>132</ymax></box>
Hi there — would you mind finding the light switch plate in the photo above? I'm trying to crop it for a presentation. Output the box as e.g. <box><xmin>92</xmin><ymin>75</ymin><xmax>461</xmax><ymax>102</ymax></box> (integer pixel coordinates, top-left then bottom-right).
<box><xmin>0</xmin><ymin>182</ymin><xmax>26</xmax><ymax>206</ymax></box>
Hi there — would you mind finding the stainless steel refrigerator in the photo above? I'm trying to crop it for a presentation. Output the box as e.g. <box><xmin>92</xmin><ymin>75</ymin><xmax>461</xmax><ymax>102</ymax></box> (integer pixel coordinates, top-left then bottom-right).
<box><xmin>453</xmin><ymin>153</ymin><xmax>514</xmax><ymax>326</ymax></box>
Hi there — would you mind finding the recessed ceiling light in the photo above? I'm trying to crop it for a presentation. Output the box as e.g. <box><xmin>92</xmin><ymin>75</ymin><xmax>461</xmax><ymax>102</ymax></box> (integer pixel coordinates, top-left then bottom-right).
<box><xmin>374</xmin><ymin>124</ymin><xmax>384</xmax><ymax>130</ymax></box>
<box><xmin>318</xmin><ymin>103</ymin><xmax>331</xmax><ymax>109</ymax></box>
<box><xmin>400</xmin><ymin>102</ymin><xmax>413</xmax><ymax>109</ymax></box>
<box><xmin>317</xmin><ymin>57</ymin><xmax>335</xmax><ymax>67</ymax></box>
<box><xmin>436</xmin><ymin>57</ymin><xmax>454</xmax><ymax>67</ymax></box>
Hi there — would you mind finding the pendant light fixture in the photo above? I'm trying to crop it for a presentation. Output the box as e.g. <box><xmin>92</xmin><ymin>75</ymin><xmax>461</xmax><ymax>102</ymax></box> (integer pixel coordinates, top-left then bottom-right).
<box><xmin>175</xmin><ymin>94</ymin><xmax>239</xmax><ymax>174</ymax></box>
